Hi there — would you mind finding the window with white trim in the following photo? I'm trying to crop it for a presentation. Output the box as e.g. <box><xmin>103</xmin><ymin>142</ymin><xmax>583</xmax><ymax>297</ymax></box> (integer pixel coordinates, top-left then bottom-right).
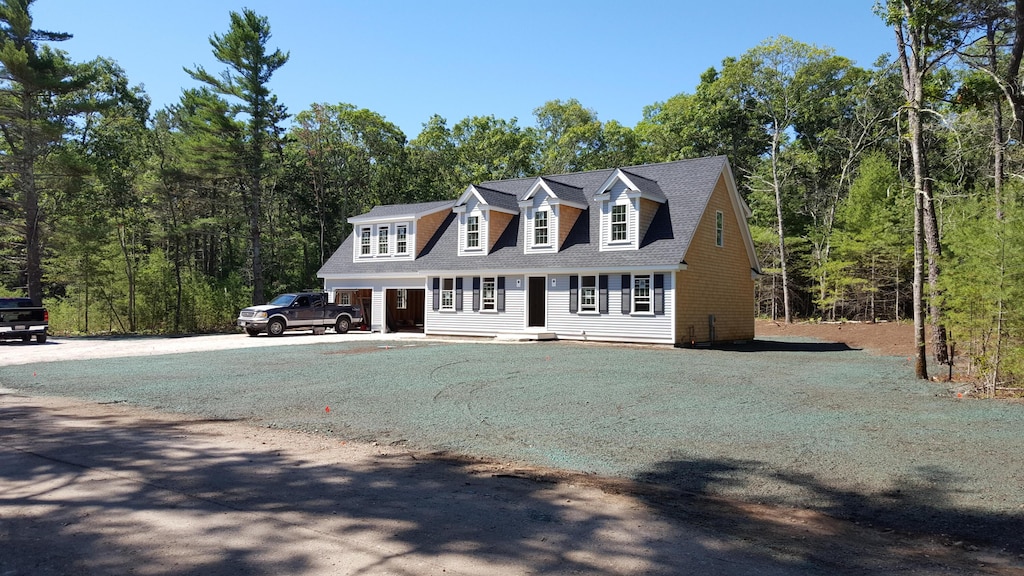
<box><xmin>396</xmin><ymin>289</ymin><xmax>407</xmax><ymax>309</ymax></box>
<box><xmin>441</xmin><ymin>278</ymin><xmax>455</xmax><ymax>310</ymax></box>
<box><xmin>633</xmin><ymin>274</ymin><xmax>652</xmax><ymax>313</ymax></box>
<box><xmin>580</xmin><ymin>275</ymin><xmax>597</xmax><ymax>312</ymax></box>
<box><xmin>611</xmin><ymin>204</ymin><xmax>627</xmax><ymax>241</ymax></box>
<box><xmin>481</xmin><ymin>277</ymin><xmax>496</xmax><ymax>311</ymax></box>
<box><xmin>534</xmin><ymin>210</ymin><xmax>549</xmax><ymax>245</ymax></box>
<box><xmin>716</xmin><ymin>211</ymin><xmax>724</xmax><ymax>247</ymax></box>
<box><xmin>378</xmin><ymin>226</ymin><xmax>389</xmax><ymax>254</ymax></box>
<box><xmin>360</xmin><ymin>227</ymin><xmax>372</xmax><ymax>255</ymax></box>
<box><xmin>338</xmin><ymin>292</ymin><xmax>351</xmax><ymax>305</ymax></box>
<box><xmin>396</xmin><ymin>224</ymin><xmax>408</xmax><ymax>254</ymax></box>
<box><xmin>466</xmin><ymin>215</ymin><xmax>480</xmax><ymax>248</ymax></box>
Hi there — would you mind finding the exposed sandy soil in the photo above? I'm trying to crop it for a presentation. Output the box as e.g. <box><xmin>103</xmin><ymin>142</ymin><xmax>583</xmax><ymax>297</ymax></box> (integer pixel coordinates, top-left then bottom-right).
<box><xmin>756</xmin><ymin>318</ymin><xmax>916</xmax><ymax>358</ymax></box>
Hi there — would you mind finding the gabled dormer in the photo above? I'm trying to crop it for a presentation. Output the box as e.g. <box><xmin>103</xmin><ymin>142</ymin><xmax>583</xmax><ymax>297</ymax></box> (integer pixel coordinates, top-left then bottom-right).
<box><xmin>348</xmin><ymin>200</ymin><xmax>453</xmax><ymax>262</ymax></box>
<box><xmin>453</xmin><ymin>185</ymin><xmax>518</xmax><ymax>256</ymax></box>
<box><xmin>519</xmin><ymin>177</ymin><xmax>587</xmax><ymax>254</ymax></box>
<box><xmin>594</xmin><ymin>169</ymin><xmax>667</xmax><ymax>251</ymax></box>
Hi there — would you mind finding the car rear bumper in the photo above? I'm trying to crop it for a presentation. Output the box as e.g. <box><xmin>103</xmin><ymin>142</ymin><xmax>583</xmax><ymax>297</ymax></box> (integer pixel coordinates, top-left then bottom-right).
<box><xmin>0</xmin><ymin>325</ymin><xmax>48</xmax><ymax>339</ymax></box>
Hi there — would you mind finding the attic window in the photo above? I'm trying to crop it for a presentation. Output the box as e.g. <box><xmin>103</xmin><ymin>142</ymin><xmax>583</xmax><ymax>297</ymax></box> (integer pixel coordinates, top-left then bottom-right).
<box><xmin>360</xmin><ymin>227</ymin><xmax>372</xmax><ymax>255</ymax></box>
<box><xmin>396</xmin><ymin>224</ymin><xmax>408</xmax><ymax>254</ymax></box>
<box><xmin>534</xmin><ymin>210</ymin><xmax>549</xmax><ymax>245</ymax></box>
<box><xmin>467</xmin><ymin>215</ymin><xmax>480</xmax><ymax>248</ymax></box>
<box><xmin>716</xmin><ymin>211</ymin><xmax>724</xmax><ymax>247</ymax></box>
<box><xmin>611</xmin><ymin>205</ymin><xmax>627</xmax><ymax>241</ymax></box>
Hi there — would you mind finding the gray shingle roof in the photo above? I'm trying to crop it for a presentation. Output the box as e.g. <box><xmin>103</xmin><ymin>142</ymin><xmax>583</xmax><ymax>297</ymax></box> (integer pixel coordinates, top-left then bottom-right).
<box><xmin>349</xmin><ymin>199</ymin><xmax>454</xmax><ymax>222</ymax></box>
<box><xmin>537</xmin><ymin>177</ymin><xmax>587</xmax><ymax>206</ymax></box>
<box><xmin>318</xmin><ymin>156</ymin><xmax>731</xmax><ymax>276</ymax></box>
<box><xmin>473</xmin><ymin>186</ymin><xmax>520</xmax><ymax>212</ymax></box>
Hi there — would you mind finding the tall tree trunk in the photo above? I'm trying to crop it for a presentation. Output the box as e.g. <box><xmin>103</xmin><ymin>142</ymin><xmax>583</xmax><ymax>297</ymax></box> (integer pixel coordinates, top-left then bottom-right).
<box><xmin>913</xmin><ymin>172</ymin><xmax>928</xmax><ymax>380</ymax></box>
<box><xmin>921</xmin><ymin>177</ymin><xmax>949</xmax><ymax>365</ymax></box>
<box><xmin>770</xmin><ymin>127</ymin><xmax>792</xmax><ymax>323</ymax></box>
<box><xmin>894</xmin><ymin>16</ymin><xmax>929</xmax><ymax>379</ymax></box>
<box><xmin>23</xmin><ymin>171</ymin><xmax>43</xmax><ymax>306</ymax></box>
<box><xmin>247</xmin><ymin>180</ymin><xmax>266</xmax><ymax>305</ymax></box>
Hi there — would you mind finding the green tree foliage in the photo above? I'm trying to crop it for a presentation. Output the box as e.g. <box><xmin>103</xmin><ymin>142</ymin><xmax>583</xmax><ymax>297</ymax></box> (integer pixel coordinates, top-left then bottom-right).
<box><xmin>941</xmin><ymin>191</ymin><xmax>1024</xmax><ymax>388</ymax></box>
<box><xmin>829</xmin><ymin>152</ymin><xmax>912</xmax><ymax>320</ymax></box>
<box><xmin>532</xmin><ymin>99</ymin><xmax>638</xmax><ymax>173</ymax></box>
<box><xmin>0</xmin><ymin>0</ymin><xmax>92</xmax><ymax>304</ymax></box>
<box><xmin>722</xmin><ymin>36</ymin><xmax>843</xmax><ymax>323</ymax></box>
<box><xmin>409</xmin><ymin>114</ymin><xmax>537</xmax><ymax>191</ymax></box>
<box><xmin>185</xmin><ymin>8</ymin><xmax>289</xmax><ymax>305</ymax></box>
<box><xmin>636</xmin><ymin>64</ymin><xmax>767</xmax><ymax>178</ymax></box>
<box><xmin>284</xmin><ymin>103</ymin><xmax>410</xmax><ymax>284</ymax></box>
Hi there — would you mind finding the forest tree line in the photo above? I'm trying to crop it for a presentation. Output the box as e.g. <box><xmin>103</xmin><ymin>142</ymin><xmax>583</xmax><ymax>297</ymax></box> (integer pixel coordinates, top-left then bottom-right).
<box><xmin>1</xmin><ymin>0</ymin><xmax>1022</xmax><ymax>386</ymax></box>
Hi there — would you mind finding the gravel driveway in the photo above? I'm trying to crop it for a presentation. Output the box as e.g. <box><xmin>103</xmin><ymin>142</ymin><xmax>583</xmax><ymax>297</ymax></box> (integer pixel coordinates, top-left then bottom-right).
<box><xmin>2</xmin><ymin>332</ymin><xmax>1022</xmax><ymax>574</ymax></box>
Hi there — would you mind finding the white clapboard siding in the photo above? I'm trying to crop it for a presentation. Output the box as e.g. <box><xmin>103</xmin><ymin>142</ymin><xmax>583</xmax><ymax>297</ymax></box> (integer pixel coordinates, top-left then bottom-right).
<box><xmin>425</xmin><ymin>275</ymin><xmax>526</xmax><ymax>336</ymax></box>
<box><xmin>546</xmin><ymin>273</ymin><xmax>674</xmax><ymax>344</ymax></box>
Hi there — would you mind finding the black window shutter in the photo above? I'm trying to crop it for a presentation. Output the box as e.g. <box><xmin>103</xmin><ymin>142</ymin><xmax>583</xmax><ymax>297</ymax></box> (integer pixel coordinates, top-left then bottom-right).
<box><xmin>569</xmin><ymin>275</ymin><xmax>578</xmax><ymax>313</ymax></box>
<box><xmin>599</xmin><ymin>275</ymin><xmax>608</xmax><ymax>314</ymax></box>
<box><xmin>620</xmin><ymin>274</ymin><xmax>631</xmax><ymax>314</ymax></box>
<box><xmin>497</xmin><ymin>277</ymin><xmax>506</xmax><ymax>312</ymax></box>
<box><xmin>472</xmin><ymin>277</ymin><xmax>480</xmax><ymax>311</ymax></box>
<box><xmin>654</xmin><ymin>274</ymin><xmax>665</xmax><ymax>315</ymax></box>
<box><xmin>432</xmin><ymin>277</ymin><xmax>440</xmax><ymax>311</ymax></box>
<box><xmin>455</xmin><ymin>277</ymin><xmax>464</xmax><ymax>311</ymax></box>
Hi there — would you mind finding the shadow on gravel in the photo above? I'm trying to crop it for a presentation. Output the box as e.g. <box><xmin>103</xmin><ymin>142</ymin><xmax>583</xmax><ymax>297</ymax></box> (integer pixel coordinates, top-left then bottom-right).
<box><xmin>2</xmin><ymin>401</ymin><xmax>805</xmax><ymax>576</ymax></box>
<box><xmin>636</xmin><ymin>458</ymin><xmax>1024</xmax><ymax>572</ymax></box>
<box><xmin>5</xmin><ymin>400</ymin><xmax>1019</xmax><ymax>575</ymax></box>
<box><xmin>721</xmin><ymin>339</ymin><xmax>860</xmax><ymax>353</ymax></box>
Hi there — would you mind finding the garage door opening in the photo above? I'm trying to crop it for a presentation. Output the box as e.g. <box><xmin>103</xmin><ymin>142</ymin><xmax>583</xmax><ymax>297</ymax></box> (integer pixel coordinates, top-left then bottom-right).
<box><xmin>385</xmin><ymin>288</ymin><xmax>424</xmax><ymax>333</ymax></box>
<box><xmin>334</xmin><ymin>289</ymin><xmax>372</xmax><ymax>330</ymax></box>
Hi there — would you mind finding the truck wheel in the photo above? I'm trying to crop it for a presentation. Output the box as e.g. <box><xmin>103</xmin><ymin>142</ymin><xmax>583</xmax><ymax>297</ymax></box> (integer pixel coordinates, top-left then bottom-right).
<box><xmin>267</xmin><ymin>318</ymin><xmax>286</xmax><ymax>336</ymax></box>
<box><xmin>245</xmin><ymin>327</ymin><xmax>261</xmax><ymax>337</ymax></box>
<box><xmin>335</xmin><ymin>316</ymin><xmax>351</xmax><ymax>334</ymax></box>
<box><xmin>36</xmin><ymin>333</ymin><xmax>47</xmax><ymax>344</ymax></box>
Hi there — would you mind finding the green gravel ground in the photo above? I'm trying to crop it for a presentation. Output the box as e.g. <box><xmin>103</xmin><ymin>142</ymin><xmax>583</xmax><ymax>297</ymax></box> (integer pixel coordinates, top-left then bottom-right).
<box><xmin>2</xmin><ymin>337</ymin><xmax>1022</xmax><ymax>550</ymax></box>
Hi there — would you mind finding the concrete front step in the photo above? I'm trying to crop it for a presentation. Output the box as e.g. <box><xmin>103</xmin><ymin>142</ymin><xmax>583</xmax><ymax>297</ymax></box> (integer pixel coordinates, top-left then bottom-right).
<box><xmin>494</xmin><ymin>331</ymin><xmax>557</xmax><ymax>341</ymax></box>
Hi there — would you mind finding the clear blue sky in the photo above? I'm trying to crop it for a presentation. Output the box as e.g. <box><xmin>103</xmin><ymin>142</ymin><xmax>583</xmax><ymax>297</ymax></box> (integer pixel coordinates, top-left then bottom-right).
<box><xmin>32</xmin><ymin>0</ymin><xmax>894</xmax><ymax>139</ymax></box>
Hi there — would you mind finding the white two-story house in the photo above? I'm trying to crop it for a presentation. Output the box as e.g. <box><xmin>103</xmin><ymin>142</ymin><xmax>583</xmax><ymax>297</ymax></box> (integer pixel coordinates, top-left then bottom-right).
<box><xmin>317</xmin><ymin>156</ymin><xmax>760</xmax><ymax>345</ymax></box>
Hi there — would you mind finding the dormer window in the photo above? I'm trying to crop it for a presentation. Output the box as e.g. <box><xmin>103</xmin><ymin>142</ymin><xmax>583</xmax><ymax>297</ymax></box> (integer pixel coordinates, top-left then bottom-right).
<box><xmin>611</xmin><ymin>205</ymin><xmax>627</xmax><ymax>242</ymax></box>
<box><xmin>467</xmin><ymin>216</ymin><xmax>480</xmax><ymax>248</ymax></box>
<box><xmin>396</xmin><ymin>224</ymin><xmax>408</xmax><ymax>254</ymax></box>
<box><xmin>534</xmin><ymin>210</ymin><xmax>549</xmax><ymax>245</ymax></box>
<box><xmin>360</xmin><ymin>227</ymin><xmax>372</xmax><ymax>256</ymax></box>
<box><xmin>378</xmin><ymin>226</ymin><xmax>389</xmax><ymax>254</ymax></box>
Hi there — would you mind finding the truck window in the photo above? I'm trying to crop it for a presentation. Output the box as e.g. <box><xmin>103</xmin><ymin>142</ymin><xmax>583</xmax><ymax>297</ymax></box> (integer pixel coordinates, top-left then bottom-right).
<box><xmin>296</xmin><ymin>296</ymin><xmax>310</xmax><ymax>307</ymax></box>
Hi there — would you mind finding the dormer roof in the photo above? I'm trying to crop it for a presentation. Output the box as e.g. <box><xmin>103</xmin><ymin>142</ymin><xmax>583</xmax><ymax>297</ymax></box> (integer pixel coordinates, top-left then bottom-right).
<box><xmin>519</xmin><ymin>177</ymin><xmax>588</xmax><ymax>209</ymax></box>
<box><xmin>594</xmin><ymin>168</ymin><xmax>667</xmax><ymax>203</ymax></box>
<box><xmin>455</xmin><ymin>184</ymin><xmax>519</xmax><ymax>214</ymax></box>
<box><xmin>348</xmin><ymin>199</ymin><xmax>454</xmax><ymax>224</ymax></box>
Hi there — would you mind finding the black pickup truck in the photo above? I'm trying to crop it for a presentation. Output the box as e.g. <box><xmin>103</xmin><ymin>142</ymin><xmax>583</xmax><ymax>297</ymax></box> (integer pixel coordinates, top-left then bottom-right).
<box><xmin>0</xmin><ymin>297</ymin><xmax>49</xmax><ymax>344</ymax></box>
<box><xmin>236</xmin><ymin>292</ymin><xmax>363</xmax><ymax>337</ymax></box>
